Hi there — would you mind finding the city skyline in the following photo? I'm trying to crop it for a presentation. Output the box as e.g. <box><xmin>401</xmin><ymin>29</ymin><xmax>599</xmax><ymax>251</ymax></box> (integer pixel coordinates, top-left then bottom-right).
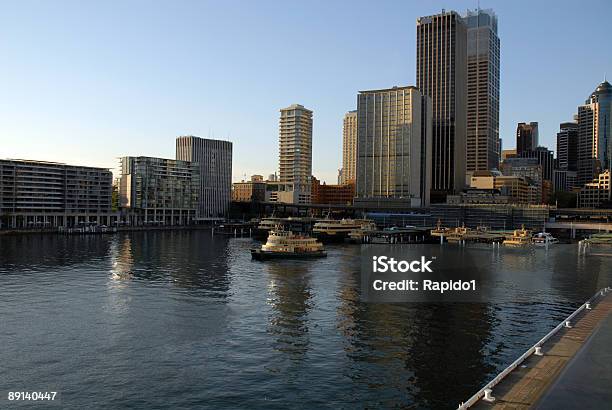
<box><xmin>1</xmin><ymin>0</ymin><xmax>611</xmax><ymax>184</ymax></box>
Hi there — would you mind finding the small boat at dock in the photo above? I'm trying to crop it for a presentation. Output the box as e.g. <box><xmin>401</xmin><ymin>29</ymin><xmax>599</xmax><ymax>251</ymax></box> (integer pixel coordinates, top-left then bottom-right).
<box><xmin>503</xmin><ymin>226</ymin><xmax>533</xmax><ymax>248</ymax></box>
<box><xmin>532</xmin><ymin>232</ymin><xmax>559</xmax><ymax>247</ymax></box>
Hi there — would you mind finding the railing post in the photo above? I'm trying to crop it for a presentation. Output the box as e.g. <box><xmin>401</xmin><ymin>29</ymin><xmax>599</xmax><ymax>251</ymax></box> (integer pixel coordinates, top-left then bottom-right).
<box><xmin>483</xmin><ymin>388</ymin><xmax>495</xmax><ymax>402</ymax></box>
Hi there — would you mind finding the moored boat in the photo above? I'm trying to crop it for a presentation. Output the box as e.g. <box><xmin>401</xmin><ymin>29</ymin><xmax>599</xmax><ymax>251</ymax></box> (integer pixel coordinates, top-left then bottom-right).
<box><xmin>312</xmin><ymin>218</ymin><xmax>376</xmax><ymax>242</ymax></box>
<box><xmin>532</xmin><ymin>232</ymin><xmax>559</xmax><ymax>247</ymax></box>
<box><xmin>503</xmin><ymin>225</ymin><xmax>533</xmax><ymax>248</ymax></box>
<box><xmin>446</xmin><ymin>225</ymin><xmax>471</xmax><ymax>243</ymax></box>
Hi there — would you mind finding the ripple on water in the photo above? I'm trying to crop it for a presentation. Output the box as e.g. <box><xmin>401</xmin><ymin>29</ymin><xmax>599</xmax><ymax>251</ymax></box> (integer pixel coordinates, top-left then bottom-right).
<box><xmin>0</xmin><ymin>232</ymin><xmax>610</xmax><ymax>409</ymax></box>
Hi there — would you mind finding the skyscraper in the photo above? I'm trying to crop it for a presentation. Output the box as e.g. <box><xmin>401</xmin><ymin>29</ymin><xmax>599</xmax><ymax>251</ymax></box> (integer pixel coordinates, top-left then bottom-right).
<box><xmin>341</xmin><ymin>110</ymin><xmax>357</xmax><ymax>184</ymax></box>
<box><xmin>277</xmin><ymin>104</ymin><xmax>313</xmax><ymax>204</ymax></box>
<box><xmin>518</xmin><ymin>146</ymin><xmax>555</xmax><ymax>181</ymax></box>
<box><xmin>464</xmin><ymin>9</ymin><xmax>500</xmax><ymax>173</ymax></box>
<box><xmin>355</xmin><ymin>86</ymin><xmax>432</xmax><ymax>207</ymax></box>
<box><xmin>577</xmin><ymin>80</ymin><xmax>612</xmax><ymax>186</ymax></box>
<box><xmin>516</xmin><ymin>122</ymin><xmax>539</xmax><ymax>154</ymax></box>
<box><xmin>175</xmin><ymin>136</ymin><xmax>233</xmax><ymax>219</ymax></box>
<box><xmin>416</xmin><ymin>10</ymin><xmax>467</xmax><ymax>202</ymax></box>
<box><xmin>556</xmin><ymin>121</ymin><xmax>579</xmax><ymax>171</ymax></box>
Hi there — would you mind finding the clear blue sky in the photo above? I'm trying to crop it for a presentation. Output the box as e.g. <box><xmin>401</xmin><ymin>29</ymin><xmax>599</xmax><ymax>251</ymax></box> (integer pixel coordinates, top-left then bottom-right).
<box><xmin>1</xmin><ymin>0</ymin><xmax>611</xmax><ymax>183</ymax></box>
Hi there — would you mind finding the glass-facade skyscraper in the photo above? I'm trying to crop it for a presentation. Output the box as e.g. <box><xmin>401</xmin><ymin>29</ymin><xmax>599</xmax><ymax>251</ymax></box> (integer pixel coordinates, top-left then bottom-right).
<box><xmin>416</xmin><ymin>10</ymin><xmax>467</xmax><ymax>203</ymax></box>
<box><xmin>464</xmin><ymin>9</ymin><xmax>500</xmax><ymax>173</ymax></box>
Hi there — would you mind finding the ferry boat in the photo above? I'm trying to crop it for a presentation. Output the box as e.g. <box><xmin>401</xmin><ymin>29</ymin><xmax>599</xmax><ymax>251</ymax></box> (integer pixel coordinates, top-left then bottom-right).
<box><xmin>502</xmin><ymin>225</ymin><xmax>533</xmax><ymax>248</ymax></box>
<box><xmin>252</xmin><ymin>217</ymin><xmax>284</xmax><ymax>238</ymax></box>
<box><xmin>430</xmin><ymin>220</ymin><xmax>452</xmax><ymax>238</ymax></box>
<box><xmin>251</xmin><ymin>226</ymin><xmax>326</xmax><ymax>260</ymax></box>
<box><xmin>312</xmin><ymin>219</ymin><xmax>376</xmax><ymax>242</ymax></box>
<box><xmin>446</xmin><ymin>225</ymin><xmax>471</xmax><ymax>243</ymax></box>
<box><xmin>532</xmin><ymin>232</ymin><xmax>559</xmax><ymax>247</ymax></box>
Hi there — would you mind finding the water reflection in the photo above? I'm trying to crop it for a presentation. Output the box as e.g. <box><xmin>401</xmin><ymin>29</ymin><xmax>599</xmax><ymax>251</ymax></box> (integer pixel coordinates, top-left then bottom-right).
<box><xmin>2</xmin><ymin>232</ymin><xmax>612</xmax><ymax>409</ymax></box>
<box><xmin>0</xmin><ymin>234</ymin><xmax>111</xmax><ymax>271</ymax></box>
<box><xmin>265</xmin><ymin>261</ymin><xmax>313</xmax><ymax>361</ymax></box>
<box><xmin>105</xmin><ymin>231</ymin><xmax>232</xmax><ymax>295</ymax></box>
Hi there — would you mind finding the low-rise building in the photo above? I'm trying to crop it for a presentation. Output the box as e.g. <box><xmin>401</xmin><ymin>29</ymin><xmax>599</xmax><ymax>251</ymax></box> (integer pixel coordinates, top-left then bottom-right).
<box><xmin>446</xmin><ymin>188</ymin><xmax>514</xmax><ymax>205</ymax></box>
<box><xmin>0</xmin><ymin>159</ymin><xmax>114</xmax><ymax>229</ymax></box>
<box><xmin>311</xmin><ymin>177</ymin><xmax>355</xmax><ymax>205</ymax></box>
<box><xmin>501</xmin><ymin>157</ymin><xmax>543</xmax><ymax>204</ymax></box>
<box><xmin>232</xmin><ymin>177</ymin><xmax>266</xmax><ymax>202</ymax></box>
<box><xmin>469</xmin><ymin>171</ymin><xmax>529</xmax><ymax>203</ymax></box>
<box><xmin>264</xmin><ymin>182</ymin><xmax>310</xmax><ymax>204</ymax></box>
<box><xmin>118</xmin><ymin>156</ymin><xmax>200</xmax><ymax>225</ymax></box>
<box><xmin>578</xmin><ymin>170</ymin><xmax>611</xmax><ymax>208</ymax></box>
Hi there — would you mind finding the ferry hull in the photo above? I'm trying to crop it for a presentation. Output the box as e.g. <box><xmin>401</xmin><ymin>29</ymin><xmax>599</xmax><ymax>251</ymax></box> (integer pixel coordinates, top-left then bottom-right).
<box><xmin>251</xmin><ymin>249</ymin><xmax>327</xmax><ymax>260</ymax></box>
<box><xmin>312</xmin><ymin>232</ymin><xmax>350</xmax><ymax>243</ymax></box>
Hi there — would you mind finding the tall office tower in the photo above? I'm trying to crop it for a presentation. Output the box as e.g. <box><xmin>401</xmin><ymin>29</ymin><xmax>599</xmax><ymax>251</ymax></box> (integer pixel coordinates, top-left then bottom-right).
<box><xmin>556</xmin><ymin>122</ymin><xmax>579</xmax><ymax>171</ymax></box>
<box><xmin>463</xmin><ymin>9</ymin><xmax>500</xmax><ymax>173</ymax></box>
<box><xmin>577</xmin><ymin>81</ymin><xmax>612</xmax><ymax>186</ymax></box>
<box><xmin>516</xmin><ymin>122</ymin><xmax>539</xmax><ymax>154</ymax></box>
<box><xmin>355</xmin><ymin>86</ymin><xmax>432</xmax><ymax>207</ymax></box>
<box><xmin>341</xmin><ymin>110</ymin><xmax>358</xmax><ymax>184</ymax></box>
<box><xmin>518</xmin><ymin>146</ymin><xmax>555</xmax><ymax>181</ymax></box>
<box><xmin>277</xmin><ymin>104</ymin><xmax>313</xmax><ymax>204</ymax></box>
<box><xmin>176</xmin><ymin>136</ymin><xmax>233</xmax><ymax>219</ymax></box>
<box><xmin>416</xmin><ymin>10</ymin><xmax>467</xmax><ymax>202</ymax></box>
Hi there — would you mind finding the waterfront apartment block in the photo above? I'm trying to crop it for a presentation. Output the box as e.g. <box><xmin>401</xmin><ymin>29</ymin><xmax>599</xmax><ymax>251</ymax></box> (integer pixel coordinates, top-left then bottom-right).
<box><xmin>232</xmin><ymin>176</ymin><xmax>266</xmax><ymax>202</ymax></box>
<box><xmin>176</xmin><ymin>136</ymin><xmax>232</xmax><ymax>219</ymax></box>
<box><xmin>118</xmin><ymin>156</ymin><xmax>200</xmax><ymax>225</ymax></box>
<box><xmin>355</xmin><ymin>86</ymin><xmax>432</xmax><ymax>207</ymax></box>
<box><xmin>557</xmin><ymin>121</ymin><xmax>579</xmax><ymax>171</ymax></box>
<box><xmin>577</xmin><ymin>81</ymin><xmax>612</xmax><ymax>187</ymax></box>
<box><xmin>464</xmin><ymin>8</ymin><xmax>500</xmax><ymax>173</ymax></box>
<box><xmin>341</xmin><ymin>110</ymin><xmax>357</xmax><ymax>184</ymax></box>
<box><xmin>274</xmin><ymin>104</ymin><xmax>313</xmax><ymax>204</ymax></box>
<box><xmin>0</xmin><ymin>159</ymin><xmax>113</xmax><ymax>229</ymax></box>
<box><xmin>516</xmin><ymin>122</ymin><xmax>539</xmax><ymax>155</ymax></box>
<box><xmin>417</xmin><ymin>10</ymin><xmax>467</xmax><ymax>202</ymax></box>
<box><xmin>311</xmin><ymin>177</ymin><xmax>355</xmax><ymax>205</ymax></box>
<box><xmin>578</xmin><ymin>170</ymin><xmax>611</xmax><ymax>208</ymax></box>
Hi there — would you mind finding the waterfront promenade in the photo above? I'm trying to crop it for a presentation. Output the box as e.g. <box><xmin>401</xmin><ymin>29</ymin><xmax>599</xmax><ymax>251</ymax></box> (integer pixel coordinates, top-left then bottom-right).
<box><xmin>470</xmin><ymin>288</ymin><xmax>612</xmax><ymax>409</ymax></box>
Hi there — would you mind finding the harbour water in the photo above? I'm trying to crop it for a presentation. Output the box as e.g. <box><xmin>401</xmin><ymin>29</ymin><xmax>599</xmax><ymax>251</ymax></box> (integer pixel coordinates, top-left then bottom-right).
<box><xmin>1</xmin><ymin>231</ymin><xmax>610</xmax><ymax>409</ymax></box>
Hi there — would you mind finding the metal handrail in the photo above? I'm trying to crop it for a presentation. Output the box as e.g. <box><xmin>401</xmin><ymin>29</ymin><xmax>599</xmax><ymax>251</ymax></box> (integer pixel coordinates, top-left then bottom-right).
<box><xmin>457</xmin><ymin>287</ymin><xmax>611</xmax><ymax>409</ymax></box>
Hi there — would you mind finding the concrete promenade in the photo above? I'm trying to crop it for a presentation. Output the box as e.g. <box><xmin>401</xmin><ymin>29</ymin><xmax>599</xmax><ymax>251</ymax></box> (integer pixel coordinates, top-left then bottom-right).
<box><xmin>471</xmin><ymin>291</ymin><xmax>612</xmax><ymax>409</ymax></box>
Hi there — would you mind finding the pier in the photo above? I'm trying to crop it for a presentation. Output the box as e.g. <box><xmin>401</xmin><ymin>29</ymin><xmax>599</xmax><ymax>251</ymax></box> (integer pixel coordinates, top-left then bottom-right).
<box><xmin>353</xmin><ymin>227</ymin><xmax>432</xmax><ymax>244</ymax></box>
<box><xmin>459</xmin><ymin>287</ymin><xmax>612</xmax><ymax>409</ymax></box>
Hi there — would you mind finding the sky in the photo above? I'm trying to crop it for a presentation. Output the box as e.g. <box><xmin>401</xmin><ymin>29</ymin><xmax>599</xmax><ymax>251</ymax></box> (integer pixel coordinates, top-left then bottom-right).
<box><xmin>1</xmin><ymin>0</ymin><xmax>611</xmax><ymax>184</ymax></box>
